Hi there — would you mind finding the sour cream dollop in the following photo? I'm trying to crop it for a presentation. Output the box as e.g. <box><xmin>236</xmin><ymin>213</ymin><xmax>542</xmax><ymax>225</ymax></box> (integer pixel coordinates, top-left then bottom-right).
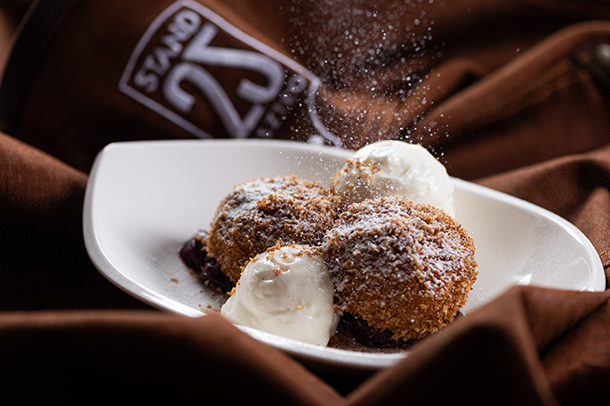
<box><xmin>220</xmin><ymin>244</ymin><xmax>339</xmax><ymax>346</ymax></box>
<box><xmin>330</xmin><ymin>140</ymin><xmax>455</xmax><ymax>216</ymax></box>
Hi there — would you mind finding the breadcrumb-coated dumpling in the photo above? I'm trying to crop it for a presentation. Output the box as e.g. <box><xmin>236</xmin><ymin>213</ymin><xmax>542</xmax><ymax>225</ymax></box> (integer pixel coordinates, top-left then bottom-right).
<box><xmin>321</xmin><ymin>196</ymin><xmax>477</xmax><ymax>341</ymax></box>
<box><xmin>206</xmin><ymin>175</ymin><xmax>338</xmax><ymax>284</ymax></box>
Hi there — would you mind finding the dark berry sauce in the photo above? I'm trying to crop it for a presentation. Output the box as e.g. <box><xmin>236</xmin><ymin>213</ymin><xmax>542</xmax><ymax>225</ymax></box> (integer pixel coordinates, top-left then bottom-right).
<box><xmin>179</xmin><ymin>230</ymin><xmax>234</xmax><ymax>293</ymax></box>
<box><xmin>329</xmin><ymin>311</ymin><xmax>463</xmax><ymax>352</ymax></box>
<box><xmin>339</xmin><ymin>312</ymin><xmax>417</xmax><ymax>349</ymax></box>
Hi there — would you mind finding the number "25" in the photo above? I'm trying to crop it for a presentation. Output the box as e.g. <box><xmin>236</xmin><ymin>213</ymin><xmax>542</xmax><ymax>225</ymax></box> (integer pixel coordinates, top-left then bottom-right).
<box><xmin>164</xmin><ymin>22</ymin><xmax>286</xmax><ymax>138</ymax></box>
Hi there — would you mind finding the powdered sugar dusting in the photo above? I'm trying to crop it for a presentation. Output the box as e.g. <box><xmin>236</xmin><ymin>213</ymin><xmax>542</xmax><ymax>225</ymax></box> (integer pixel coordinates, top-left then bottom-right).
<box><xmin>206</xmin><ymin>175</ymin><xmax>338</xmax><ymax>283</ymax></box>
<box><xmin>321</xmin><ymin>196</ymin><xmax>477</xmax><ymax>341</ymax></box>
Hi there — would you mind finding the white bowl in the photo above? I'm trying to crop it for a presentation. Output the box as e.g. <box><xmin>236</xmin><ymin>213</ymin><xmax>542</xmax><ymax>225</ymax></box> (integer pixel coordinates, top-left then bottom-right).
<box><xmin>83</xmin><ymin>139</ymin><xmax>605</xmax><ymax>371</ymax></box>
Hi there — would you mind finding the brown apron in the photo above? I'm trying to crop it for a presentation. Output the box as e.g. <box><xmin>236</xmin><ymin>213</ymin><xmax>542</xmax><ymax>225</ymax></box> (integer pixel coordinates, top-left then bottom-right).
<box><xmin>0</xmin><ymin>0</ymin><xmax>609</xmax><ymax>404</ymax></box>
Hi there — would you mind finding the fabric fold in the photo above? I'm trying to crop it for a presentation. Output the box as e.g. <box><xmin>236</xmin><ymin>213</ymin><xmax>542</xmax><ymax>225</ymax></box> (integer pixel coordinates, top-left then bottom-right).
<box><xmin>346</xmin><ymin>286</ymin><xmax>610</xmax><ymax>406</ymax></box>
<box><xmin>0</xmin><ymin>310</ymin><xmax>346</xmax><ymax>405</ymax></box>
<box><xmin>0</xmin><ymin>131</ymin><xmax>86</xmax><ymax>230</ymax></box>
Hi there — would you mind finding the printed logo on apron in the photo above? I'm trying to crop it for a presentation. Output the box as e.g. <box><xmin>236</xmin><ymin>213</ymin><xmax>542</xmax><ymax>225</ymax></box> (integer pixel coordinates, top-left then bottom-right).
<box><xmin>119</xmin><ymin>0</ymin><xmax>340</xmax><ymax>146</ymax></box>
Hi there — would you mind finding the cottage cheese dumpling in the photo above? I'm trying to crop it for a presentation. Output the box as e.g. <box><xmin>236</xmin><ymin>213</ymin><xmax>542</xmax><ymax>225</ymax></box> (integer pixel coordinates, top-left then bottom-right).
<box><xmin>205</xmin><ymin>175</ymin><xmax>337</xmax><ymax>284</ymax></box>
<box><xmin>221</xmin><ymin>244</ymin><xmax>340</xmax><ymax>346</ymax></box>
<box><xmin>321</xmin><ymin>196</ymin><xmax>477</xmax><ymax>343</ymax></box>
<box><xmin>330</xmin><ymin>140</ymin><xmax>455</xmax><ymax>216</ymax></box>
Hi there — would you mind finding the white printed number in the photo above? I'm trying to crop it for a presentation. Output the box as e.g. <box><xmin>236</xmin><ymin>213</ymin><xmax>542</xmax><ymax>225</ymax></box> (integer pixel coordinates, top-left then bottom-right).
<box><xmin>163</xmin><ymin>16</ymin><xmax>285</xmax><ymax>138</ymax></box>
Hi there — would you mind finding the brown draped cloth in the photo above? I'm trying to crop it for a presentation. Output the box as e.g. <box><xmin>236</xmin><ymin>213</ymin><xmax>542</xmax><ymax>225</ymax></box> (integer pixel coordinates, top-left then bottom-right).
<box><xmin>1</xmin><ymin>0</ymin><xmax>610</xmax><ymax>404</ymax></box>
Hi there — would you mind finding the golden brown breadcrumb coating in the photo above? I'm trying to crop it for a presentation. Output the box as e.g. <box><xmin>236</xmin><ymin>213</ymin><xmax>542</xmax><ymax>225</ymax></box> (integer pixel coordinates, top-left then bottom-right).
<box><xmin>206</xmin><ymin>175</ymin><xmax>337</xmax><ymax>283</ymax></box>
<box><xmin>321</xmin><ymin>196</ymin><xmax>477</xmax><ymax>341</ymax></box>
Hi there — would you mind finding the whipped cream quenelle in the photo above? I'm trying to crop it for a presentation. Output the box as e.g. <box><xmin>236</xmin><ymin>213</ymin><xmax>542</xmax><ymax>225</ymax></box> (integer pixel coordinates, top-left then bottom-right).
<box><xmin>330</xmin><ymin>140</ymin><xmax>455</xmax><ymax>216</ymax></box>
<box><xmin>220</xmin><ymin>244</ymin><xmax>340</xmax><ymax>346</ymax></box>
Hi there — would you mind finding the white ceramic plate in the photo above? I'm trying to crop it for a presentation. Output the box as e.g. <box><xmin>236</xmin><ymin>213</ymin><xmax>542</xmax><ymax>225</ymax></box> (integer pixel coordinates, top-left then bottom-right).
<box><xmin>83</xmin><ymin>139</ymin><xmax>605</xmax><ymax>371</ymax></box>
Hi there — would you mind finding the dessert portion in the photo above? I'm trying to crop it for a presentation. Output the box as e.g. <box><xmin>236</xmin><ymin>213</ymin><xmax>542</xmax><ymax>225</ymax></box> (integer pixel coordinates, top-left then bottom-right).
<box><xmin>221</xmin><ymin>244</ymin><xmax>339</xmax><ymax>346</ymax></box>
<box><xmin>180</xmin><ymin>140</ymin><xmax>477</xmax><ymax>351</ymax></box>
<box><xmin>321</xmin><ymin>196</ymin><xmax>477</xmax><ymax>344</ymax></box>
<box><xmin>330</xmin><ymin>140</ymin><xmax>455</xmax><ymax>216</ymax></box>
<box><xmin>205</xmin><ymin>175</ymin><xmax>337</xmax><ymax>285</ymax></box>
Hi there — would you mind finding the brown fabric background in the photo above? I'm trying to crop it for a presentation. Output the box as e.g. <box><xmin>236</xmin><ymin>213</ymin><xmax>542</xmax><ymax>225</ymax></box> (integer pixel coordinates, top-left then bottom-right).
<box><xmin>1</xmin><ymin>0</ymin><xmax>610</xmax><ymax>404</ymax></box>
